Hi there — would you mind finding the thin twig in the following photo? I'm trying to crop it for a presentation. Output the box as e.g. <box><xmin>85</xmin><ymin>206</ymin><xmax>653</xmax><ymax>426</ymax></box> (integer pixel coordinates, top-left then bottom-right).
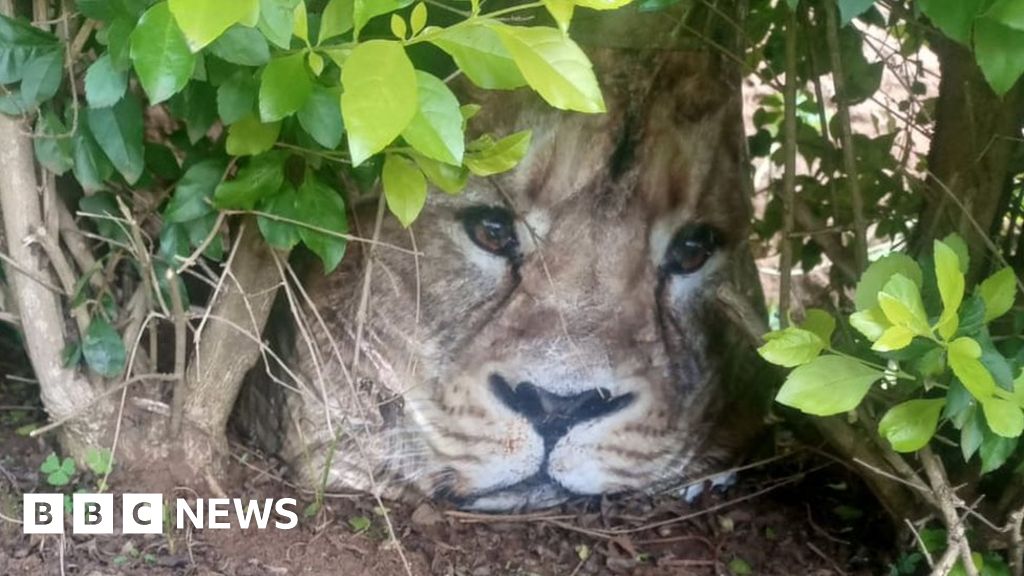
<box><xmin>778</xmin><ymin>1</ymin><xmax>798</xmax><ymax>327</ymax></box>
<box><xmin>168</xmin><ymin>268</ymin><xmax>187</xmax><ymax>436</ymax></box>
<box><xmin>920</xmin><ymin>446</ymin><xmax>978</xmax><ymax>576</ymax></box>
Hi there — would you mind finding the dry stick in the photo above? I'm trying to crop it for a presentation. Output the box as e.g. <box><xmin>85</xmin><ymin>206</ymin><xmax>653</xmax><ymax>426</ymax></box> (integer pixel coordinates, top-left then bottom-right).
<box><xmin>920</xmin><ymin>446</ymin><xmax>978</xmax><ymax>576</ymax></box>
<box><xmin>56</xmin><ymin>202</ymin><xmax>102</xmax><ymax>290</ymax></box>
<box><xmin>168</xmin><ymin>268</ymin><xmax>187</xmax><ymax>436</ymax></box>
<box><xmin>905</xmin><ymin>517</ymin><xmax>936</xmax><ymax>570</ymax></box>
<box><xmin>1009</xmin><ymin>506</ymin><xmax>1024</xmax><ymax>576</ymax></box>
<box><xmin>822</xmin><ymin>0</ymin><xmax>868</xmax><ymax>272</ymax></box>
<box><xmin>30</xmin><ymin>373</ymin><xmax>179</xmax><ymax>437</ymax></box>
<box><xmin>778</xmin><ymin>2</ymin><xmax>798</xmax><ymax>328</ymax></box>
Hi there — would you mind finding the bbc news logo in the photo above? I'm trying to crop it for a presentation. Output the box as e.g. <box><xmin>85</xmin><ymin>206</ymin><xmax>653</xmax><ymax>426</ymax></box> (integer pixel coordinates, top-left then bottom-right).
<box><xmin>22</xmin><ymin>494</ymin><xmax>299</xmax><ymax>534</ymax></box>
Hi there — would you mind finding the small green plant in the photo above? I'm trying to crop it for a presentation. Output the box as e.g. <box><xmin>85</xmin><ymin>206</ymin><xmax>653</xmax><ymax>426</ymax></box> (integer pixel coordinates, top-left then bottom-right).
<box><xmin>40</xmin><ymin>452</ymin><xmax>76</xmax><ymax>487</ymax></box>
<box><xmin>760</xmin><ymin>233</ymin><xmax>1023</xmax><ymax>570</ymax></box>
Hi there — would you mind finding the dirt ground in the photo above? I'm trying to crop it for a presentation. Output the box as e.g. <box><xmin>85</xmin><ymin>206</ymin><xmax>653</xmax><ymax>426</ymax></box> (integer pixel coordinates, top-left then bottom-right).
<box><xmin>0</xmin><ymin>364</ymin><xmax>899</xmax><ymax>576</ymax></box>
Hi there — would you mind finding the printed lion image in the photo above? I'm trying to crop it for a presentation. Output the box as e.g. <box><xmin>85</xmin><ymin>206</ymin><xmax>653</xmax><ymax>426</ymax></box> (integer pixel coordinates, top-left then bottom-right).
<box><xmin>241</xmin><ymin>49</ymin><xmax>769</xmax><ymax>511</ymax></box>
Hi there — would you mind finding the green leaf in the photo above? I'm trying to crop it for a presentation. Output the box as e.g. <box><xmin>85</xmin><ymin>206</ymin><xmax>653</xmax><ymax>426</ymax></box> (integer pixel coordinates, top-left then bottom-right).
<box><xmin>85</xmin><ymin>54</ymin><xmax>128</xmax><ymax>108</ymax></box>
<box><xmin>86</xmin><ymin>94</ymin><xmax>145</xmax><ymax>184</ymax></box>
<box><xmin>40</xmin><ymin>452</ymin><xmax>61</xmax><ymax>473</ymax></box>
<box><xmin>878</xmin><ymin>398</ymin><xmax>945</xmax><ymax>452</ymax></box>
<box><xmin>297</xmin><ymin>85</ymin><xmax>344</xmax><ymax>149</ymax></box>
<box><xmin>72</xmin><ymin>117</ymin><xmax>115</xmax><ymax>192</ymax></box>
<box><xmin>982</xmin><ymin>397</ymin><xmax>1024</xmax><ymax>438</ymax></box>
<box><xmin>130</xmin><ymin>3</ymin><xmax>196</xmax><ymax>104</ymax></box>
<box><xmin>214</xmin><ymin>152</ymin><xmax>286</xmax><ymax>210</ymax></box>
<box><xmin>464</xmin><ymin>130</ymin><xmax>532</xmax><ymax>176</ymax></box>
<box><xmin>402</xmin><ymin>71</ymin><xmax>464</xmax><ymax>165</ymax></box>
<box><xmin>390</xmin><ymin>13</ymin><xmax>407</xmax><ymax>40</ymax></box>
<box><xmin>849</xmin><ymin>306</ymin><xmax>890</xmax><ymax>341</ymax></box>
<box><xmin>774</xmin><ymin>355</ymin><xmax>882</xmax><ymax>416</ymax></box>
<box><xmin>209</xmin><ymin>25</ymin><xmax>271</xmax><ymax>66</ymax></box>
<box><xmin>918</xmin><ymin>0</ymin><xmax>984</xmax><ymax>45</ymax></box>
<box><xmin>341</xmin><ymin>40</ymin><xmax>417</xmax><ymax>165</ymax></box>
<box><xmin>854</xmin><ymin>253</ymin><xmax>922</xmax><ymax>311</ymax></box>
<box><xmin>34</xmin><ymin>109</ymin><xmax>73</xmax><ymax>175</ymax></box>
<box><xmin>106</xmin><ymin>17</ymin><xmax>135</xmax><ymax>71</ymax></box>
<box><xmin>800</xmin><ymin>309</ymin><xmax>835</xmax><ymax>344</ymax></box>
<box><xmin>543</xmin><ymin>0</ymin><xmax>575</xmax><ymax>33</ymax></box>
<box><xmin>79</xmin><ymin>192</ymin><xmax>129</xmax><ymax>243</ymax></box>
<box><xmin>934</xmin><ymin>239</ymin><xmax>964</xmax><ymax>340</ymax></box>
<box><xmin>411</xmin><ymin>152</ymin><xmax>468</xmax><ymax>194</ymax></box>
<box><xmin>429</xmin><ymin>23</ymin><xmax>526</xmax><ymax>90</ymax></box>
<box><xmin>410</xmin><ymin>2</ymin><xmax>426</xmax><ymax>35</ymax></box>
<box><xmin>348</xmin><ymin>515</ymin><xmax>371</xmax><ymax>533</ymax></box>
<box><xmin>984</xmin><ymin>0</ymin><xmax>1024</xmax><ymax>31</ymax></box>
<box><xmin>353</xmin><ymin>0</ymin><xmax>413</xmax><ymax>39</ymax></box>
<box><xmin>319</xmin><ymin>0</ymin><xmax>354</xmax><ymax>42</ymax></box>
<box><xmin>757</xmin><ymin>327</ymin><xmax>824</xmax><ymax>367</ymax></box>
<box><xmin>85</xmin><ymin>448</ymin><xmax>113</xmax><ymax>475</ymax></box>
<box><xmin>961</xmin><ymin>407</ymin><xmax>984</xmax><ymax>461</ymax></box>
<box><xmin>0</xmin><ymin>13</ymin><xmax>59</xmax><ymax>84</ymax></box>
<box><xmin>574</xmin><ymin>0</ymin><xmax>633</xmax><ymax>8</ymax></box>
<box><xmin>838</xmin><ymin>0</ymin><xmax>873</xmax><ymax>25</ymax></box>
<box><xmin>171</xmin><ymin>81</ymin><xmax>218</xmax><ymax>143</ymax></box>
<box><xmin>164</xmin><ymin>159</ymin><xmax>226</xmax><ymax>223</ymax></box>
<box><xmin>949</xmin><ymin>336</ymin><xmax>999</xmax><ymax>400</ymax></box>
<box><xmin>83</xmin><ymin>317</ymin><xmax>126</xmax><ymax>377</ymax></box>
<box><xmin>382</xmin><ymin>153</ymin><xmax>427</xmax><ymax>227</ymax></box>
<box><xmin>259</xmin><ymin>52</ymin><xmax>313</xmax><ymax>122</ymax></box>
<box><xmin>941</xmin><ymin>233</ymin><xmax>970</xmax><ymax>273</ymax></box>
<box><xmin>980</xmin><ymin>432</ymin><xmax>1017</xmax><ymax>473</ymax></box>
<box><xmin>217</xmin><ymin>70</ymin><xmax>258</xmax><ymax>124</ymax></box>
<box><xmin>295</xmin><ymin>176</ymin><xmax>349</xmax><ymax>272</ymax></box>
<box><xmin>258</xmin><ymin>0</ymin><xmax>300</xmax><ymax>48</ymax></box>
<box><xmin>491</xmin><ymin>24</ymin><xmax>605</xmax><ymax>113</ymax></box>
<box><xmin>169</xmin><ymin>0</ymin><xmax>259</xmax><ymax>51</ymax></box>
<box><xmin>727</xmin><ymin>558</ymin><xmax>752</xmax><ymax>576</ymax></box>
<box><xmin>257</xmin><ymin>186</ymin><xmax>302</xmax><ymax>249</ymax></box>
<box><xmin>226</xmin><ymin>114</ymin><xmax>282</xmax><ymax>156</ymax></box>
<box><xmin>978</xmin><ymin>267</ymin><xmax>1016</xmax><ymax>322</ymax></box>
<box><xmin>19</xmin><ymin>48</ymin><xmax>64</xmax><ymax>106</ymax></box>
<box><xmin>307</xmin><ymin>50</ymin><xmax>324</xmax><ymax>75</ymax></box>
<box><xmin>974</xmin><ymin>16</ymin><xmax>1024</xmax><ymax>96</ymax></box>
<box><xmin>872</xmin><ymin>325</ymin><xmax>914</xmax><ymax>352</ymax></box>
<box><xmin>878</xmin><ymin>274</ymin><xmax>932</xmax><ymax>337</ymax></box>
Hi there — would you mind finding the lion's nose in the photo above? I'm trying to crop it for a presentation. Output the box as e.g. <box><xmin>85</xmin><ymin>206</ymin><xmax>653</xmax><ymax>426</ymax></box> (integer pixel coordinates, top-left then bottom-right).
<box><xmin>489</xmin><ymin>375</ymin><xmax>634</xmax><ymax>443</ymax></box>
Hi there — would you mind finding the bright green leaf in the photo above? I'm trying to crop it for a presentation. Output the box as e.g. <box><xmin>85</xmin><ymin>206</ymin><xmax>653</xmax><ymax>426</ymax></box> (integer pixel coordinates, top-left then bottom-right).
<box><xmin>169</xmin><ymin>0</ymin><xmax>260</xmax><ymax>51</ymax></box>
<box><xmin>257</xmin><ymin>186</ymin><xmax>302</xmax><ymax>249</ymax></box>
<box><xmin>297</xmin><ymin>85</ymin><xmax>344</xmax><ymax>149</ymax></box>
<box><xmin>341</xmin><ymin>40</ymin><xmax>417</xmax><ymax>165</ymax></box>
<box><xmin>978</xmin><ymin>267</ymin><xmax>1017</xmax><ymax>322</ymax></box>
<box><xmin>464</xmin><ymin>130</ymin><xmax>531</xmax><ymax>176</ymax></box>
<box><xmin>319</xmin><ymin>0</ymin><xmax>354</xmax><ymax>42</ymax></box>
<box><xmin>307</xmin><ymin>50</ymin><xmax>324</xmax><ymax>75</ymax></box>
<box><xmin>985</xmin><ymin>0</ymin><xmax>1024</xmax><ymax>31</ymax></box>
<box><xmin>259</xmin><ymin>52</ymin><xmax>313</xmax><ymax>121</ymax></box>
<box><xmin>854</xmin><ymin>253</ymin><xmax>922</xmax><ymax>311</ymax></box>
<box><xmin>293</xmin><ymin>0</ymin><xmax>309</xmax><ymax>44</ymax></box>
<box><xmin>402</xmin><ymin>71</ymin><xmax>464</xmax><ymax>165</ymax></box>
<box><xmin>382</xmin><ymin>153</ymin><xmax>427</xmax><ymax>227</ymax></box>
<box><xmin>774</xmin><ymin>355</ymin><xmax>882</xmax><ymax>416</ymax></box>
<box><xmin>983</xmin><ymin>397</ymin><xmax>1024</xmax><ymax>438</ymax></box>
<box><xmin>353</xmin><ymin>0</ymin><xmax>413</xmax><ymax>39</ymax></box>
<box><xmin>390</xmin><ymin>13</ymin><xmax>407</xmax><ymax>39</ymax></box>
<box><xmin>130</xmin><ymin>3</ymin><xmax>196</xmax><ymax>104</ymax></box>
<box><xmin>918</xmin><ymin>0</ymin><xmax>984</xmax><ymax>45</ymax></box>
<box><xmin>877</xmin><ymin>274</ymin><xmax>932</xmax><ymax>337</ymax></box>
<box><xmin>544</xmin><ymin>0</ymin><xmax>575</xmax><ymax>33</ymax></box>
<box><xmin>849</xmin><ymin>306</ymin><xmax>890</xmax><ymax>341</ymax></box>
<box><xmin>410</xmin><ymin>2</ymin><xmax>427</xmax><ymax>35</ymax></box>
<box><xmin>934</xmin><ymin>239</ymin><xmax>964</xmax><ymax>340</ymax></box>
<box><xmin>226</xmin><ymin>114</ymin><xmax>282</xmax><ymax>156</ymax></box>
<box><xmin>878</xmin><ymin>398</ymin><xmax>945</xmax><ymax>452</ymax></box>
<box><xmin>86</xmin><ymin>94</ymin><xmax>145</xmax><ymax>184</ymax></box>
<box><xmin>83</xmin><ymin>317</ymin><xmax>126</xmax><ymax>377</ymax></box>
<box><xmin>872</xmin><ymin>325</ymin><xmax>914</xmax><ymax>352</ymax></box>
<box><xmin>106</xmin><ymin>17</ymin><xmax>135</xmax><ymax>71</ymax></box>
<box><xmin>757</xmin><ymin>327</ymin><xmax>824</xmax><ymax>367</ymax></box>
<box><xmin>941</xmin><ymin>232</ymin><xmax>970</xmax><ymax>273</ymax></box>
<box><xmin>574</xmin><ymin>0</ymin><xmax>633</xmax><ymax>8</ymax></box>
<box><xmin>949</xmin><ymin>336</ymin><xmax>999</xmax><ymax>400</ymax></box>
<box><xmin>209</xmin><ymin>25</ymin><xmax>271</xmax><ymax>66</ymax></box>
<box><xmin>411</xmin><ymin>152</ymin><xmax>468</xmax><ymax>194</ymax></box>
<box><xmin>429</xmin><ymin>23</ymin><xmax>526</xmax><ymax>90</ymax></box>
<box><xmin>491</xmin><ymin>24</ymin><xmax>605</xmax><ymax>113</ymax></box>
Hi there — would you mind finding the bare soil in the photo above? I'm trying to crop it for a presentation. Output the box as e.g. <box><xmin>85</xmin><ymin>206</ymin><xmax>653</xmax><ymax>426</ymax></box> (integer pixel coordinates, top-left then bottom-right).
<box><xmin>1</xmin><ymin>361</ymin><xmax>898</xmax><ymax>576</ymax></box>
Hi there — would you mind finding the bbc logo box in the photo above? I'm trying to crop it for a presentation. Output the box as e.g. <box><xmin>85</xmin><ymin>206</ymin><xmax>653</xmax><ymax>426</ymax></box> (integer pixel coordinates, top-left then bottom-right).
<box><xmin>22</xmin><ymin>493</ymin><xmax>164</xmax><ymax>535</ymax></box>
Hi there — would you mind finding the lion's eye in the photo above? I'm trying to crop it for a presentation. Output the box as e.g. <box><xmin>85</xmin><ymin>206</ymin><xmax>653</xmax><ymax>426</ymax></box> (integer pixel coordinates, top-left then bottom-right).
<box><xmin>462</xmin><ymin>206</ymin><xmax>519</xmax><ymax>258</ymax></box>
<box><xmin>663</xmin><ymin>224</ymin><xmax>720</xmax><ymax>275</ymax></box>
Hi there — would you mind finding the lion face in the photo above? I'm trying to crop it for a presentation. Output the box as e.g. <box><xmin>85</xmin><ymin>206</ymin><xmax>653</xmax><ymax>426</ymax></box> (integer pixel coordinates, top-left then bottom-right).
<box><xmin>281</xmin><ymin>52</ymin><xmax>765</xmax><ymax>510</ymax></box>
